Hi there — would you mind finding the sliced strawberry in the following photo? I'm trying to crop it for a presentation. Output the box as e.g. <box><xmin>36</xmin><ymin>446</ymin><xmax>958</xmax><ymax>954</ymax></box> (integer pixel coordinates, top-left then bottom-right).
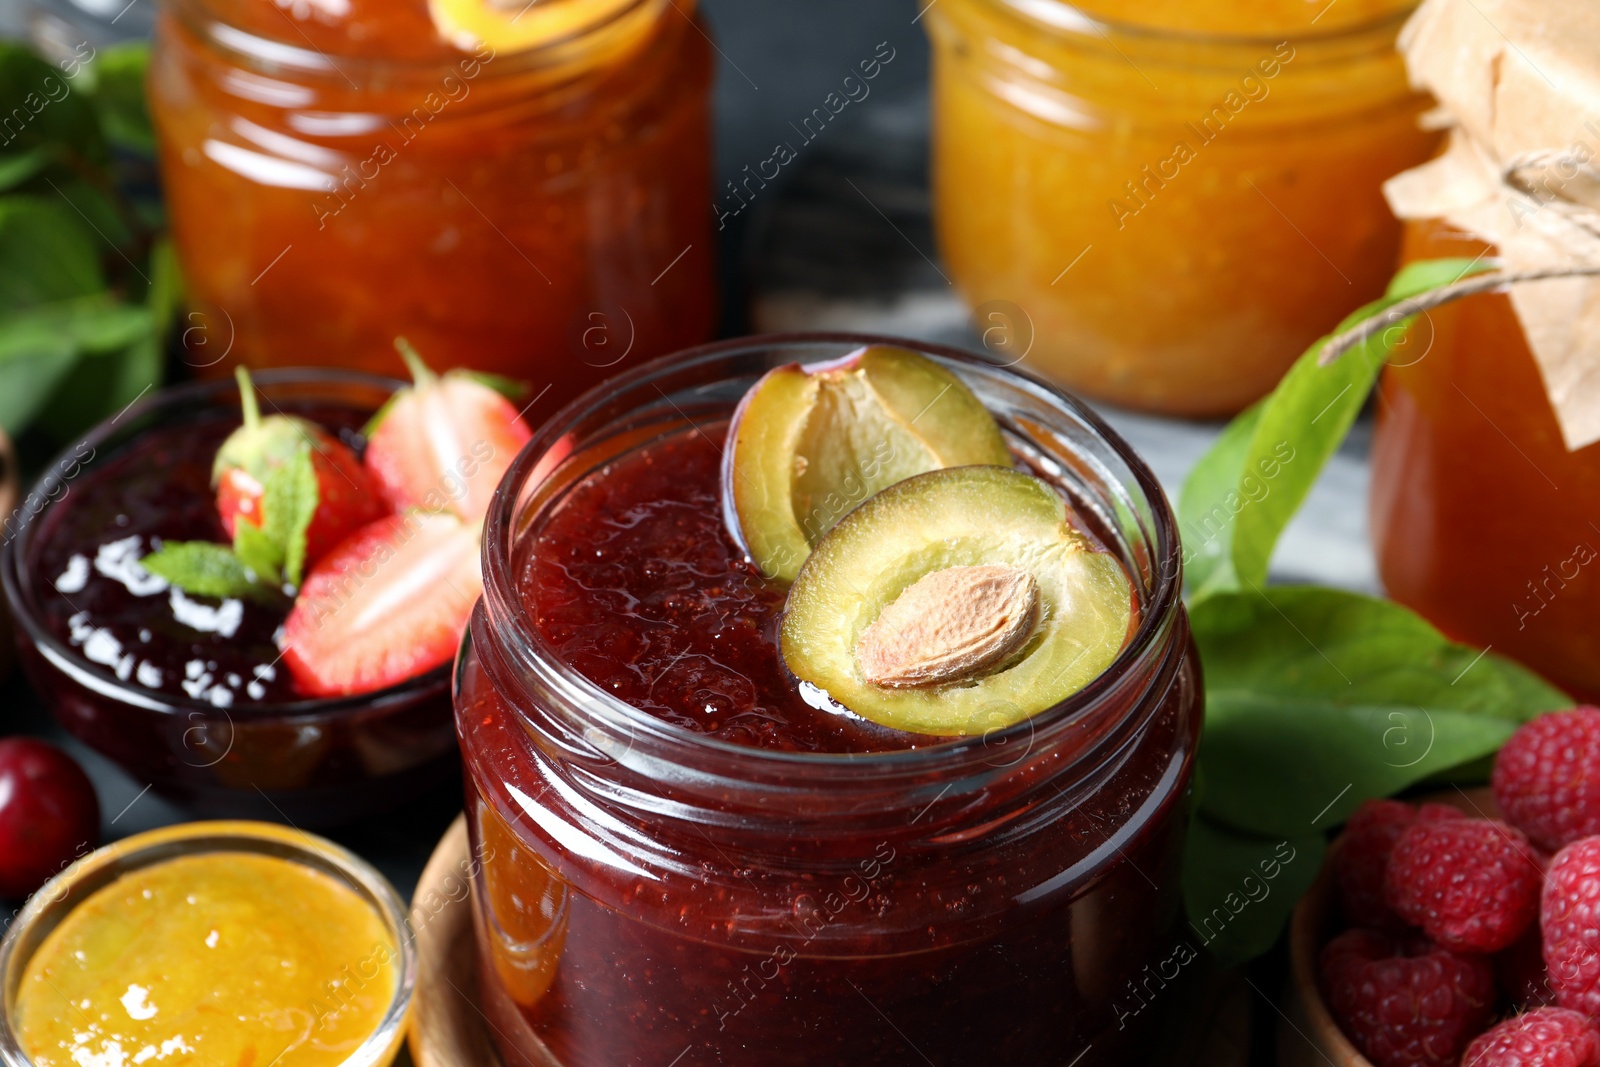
<box><xmin>215</xmin><ymin>368</ymin><xmax>386</xmax><ymax>583</ymax></box>
<box><xmin>278</xmin><ymin>512</ymin><xmax>483</xmax><ymax>697</ymax></box>
<box><xmin>363</xmin><ymin>339</ymin><xmax>533</xmax><ymax>523</ymax></box>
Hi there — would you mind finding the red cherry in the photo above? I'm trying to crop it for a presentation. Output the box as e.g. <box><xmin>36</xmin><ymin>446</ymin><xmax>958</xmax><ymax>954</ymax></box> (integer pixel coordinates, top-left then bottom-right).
<box><xmin>0</xmin><ymin>739</ymin><xmax>100</xmax><ymax>899</ymax></box>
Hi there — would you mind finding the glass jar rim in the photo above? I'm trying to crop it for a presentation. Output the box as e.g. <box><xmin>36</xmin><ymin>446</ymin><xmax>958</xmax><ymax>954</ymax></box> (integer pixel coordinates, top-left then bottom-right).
<box><xmin>0</xmin><ymin>366</ymin><xmax>449</xmax><ymax>723</ymax></box>
<box><xmin>479</xmin><ymin>331</ymin><xmax>1186</xmax><ymax>776</ymax></box>
<box><xmin>163</xmin><ymin>0</ymin><xmax>672</xmax><ymax>83</ymax></box>
<box><xmin>978</xmin><ymin>0</ymin><xmax>1416</xmax><ymax>49</ymax></box>
<box><xmin>0</xmin><ymin>820</ymin><xmax>416</xmax><ymax>1067</ymax></box>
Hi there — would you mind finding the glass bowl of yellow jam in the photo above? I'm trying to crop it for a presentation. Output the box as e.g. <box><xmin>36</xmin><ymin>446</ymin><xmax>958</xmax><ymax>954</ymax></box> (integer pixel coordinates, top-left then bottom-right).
<box><xmin>0</xmin><ymin>822</ymin><xmax>414</xmax><ymax>1067</ymax></box>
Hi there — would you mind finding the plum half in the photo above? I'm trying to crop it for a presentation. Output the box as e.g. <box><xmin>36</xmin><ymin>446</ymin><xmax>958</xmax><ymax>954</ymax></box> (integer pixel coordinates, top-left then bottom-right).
<box><xmin>722</xmin><ymin>345</ymin><xmax>1010</xmax><ymax>583</ymax></box>
<box><xmin>780</xmin><ymin>466</ymin><xmax>1134</xmax><ymax>736</ymax></box>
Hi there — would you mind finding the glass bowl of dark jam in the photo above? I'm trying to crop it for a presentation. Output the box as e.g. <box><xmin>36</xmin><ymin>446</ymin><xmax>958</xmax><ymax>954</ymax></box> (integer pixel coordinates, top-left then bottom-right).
<box><xmin>455</xmin><ymin>334</ymin><xmax>1203</xmax><ymax>1067</ymax></box>
<box><xmin>0</xmin><ymin>370</ymin><xmax>458</xmax><ymax>826</ymax></box>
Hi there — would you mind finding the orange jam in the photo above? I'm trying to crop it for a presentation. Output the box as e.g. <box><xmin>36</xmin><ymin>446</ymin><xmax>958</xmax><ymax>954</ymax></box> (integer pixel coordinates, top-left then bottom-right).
<box><xmin>1373</xmin><ymin>222</ymin><xmax>1600</xmax><ymax>700</ymax></box>
<box><xmin>149</xmin><ymin>0</ymin><xmax>715</xmax><ymax>395</ymax></box>
<box><xmin>925</xmin><ymin>0</ymin><xmax>1438</xmax><ymax>416</ymax></box>
<box><xmin>14</xmin><ymin>852</ymin><xmax>399</xmax><ymax>1067</ymax></box>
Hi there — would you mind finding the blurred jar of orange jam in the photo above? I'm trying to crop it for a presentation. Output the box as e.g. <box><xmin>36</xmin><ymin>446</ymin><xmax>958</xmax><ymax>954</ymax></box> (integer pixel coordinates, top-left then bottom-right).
<box><xmin>925</xmin><ymin>0</ymin><xmax>1439</xmax><ymax>416</ymax></box>
<box><xmin>150</xmin><ymin>0</ymin><xmax>715</xmax><ymax>396</ymax></box>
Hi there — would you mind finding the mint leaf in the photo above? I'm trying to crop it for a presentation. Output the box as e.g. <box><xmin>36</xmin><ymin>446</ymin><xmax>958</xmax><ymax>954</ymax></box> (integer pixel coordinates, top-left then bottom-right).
<box><xmin>1192</xmin><ymin>586</ymin><xmax>1567</xmax><ymax>839</ymax></box>
<box><xmin>0</xmin><ymin>43</ymin><xmax>106</xmax><ymax>163</ymax></box>
<box><xmin>273</xmin><ymin>446</ymin><xmax>319</xmax><ymax>587</ymax></box>
<box><xmin>1183</xmin><ymin>819</ymin><xmax>1323</xmax><ymax>969</ymax></box>
<box><xmin>1180</xmin><ymin>258</ymin><xmax>1494</xmax><ymax>600</ymax></box>
<box><xmin>84</xmin><ymin>44</ymin><xmax>153</xmax><ymax>156</ymax></box>
<box><xmin>0</xmin><ymin>147</ymin><xmax>52</xmax><ymax>192</ymax></box>
<box><xmin>141</xmin><ymin>542</ymin><xmax>267</xmax><ymax>600</ymax></box>
<box><xmin>0</xmin><ymin>298</ymin><xmax>151</xmax><ymax>433</ymax></box>
<box><xmin>0</xmin><ymin>197</ymin><xmax>103</xmax><ymax>311</ymax></box>
<box><xmin>231</xmin><ymin>521</ymin><xmax>281</xmax><ymax>586</ymax></box>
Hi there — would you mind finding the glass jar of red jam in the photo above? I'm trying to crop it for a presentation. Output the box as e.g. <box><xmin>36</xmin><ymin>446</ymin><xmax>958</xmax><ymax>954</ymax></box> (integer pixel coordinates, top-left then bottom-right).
<box><xmin>454</xmin><ymin>335</ymin><xmax>1202</xmax><ymax>1066</ymax></box>
<box><xmin>1373</xmin><ymin>221</ymin><xmax>1600</xmax><ymax>701</ymax></box>
<box><xmin>0</xmin><ymin>371</ymin><xmax>457</xmax><ymax>826</ymax></box>
<box><xmin>149</xmin><ymin>0</ymin><xmax>715</xmax><ymax>393</ymax></box>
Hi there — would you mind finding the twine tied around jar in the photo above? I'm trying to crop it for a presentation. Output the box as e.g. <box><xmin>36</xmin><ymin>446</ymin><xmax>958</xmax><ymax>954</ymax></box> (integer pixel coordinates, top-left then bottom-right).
<box><xmin>1341</xmin><ymin>0</ymin><xmax>1600</xmax><ymax>451</ymax></box>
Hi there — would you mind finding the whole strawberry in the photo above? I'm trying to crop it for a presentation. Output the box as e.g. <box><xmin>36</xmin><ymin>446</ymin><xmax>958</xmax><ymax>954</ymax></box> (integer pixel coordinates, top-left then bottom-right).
<box><xmin>1320</xmin><ymin>928</ymin><xmax>1495</xmax><ymax>1067</ymax></box>
<box><xmin>1461</xmin><ymin>1008</ymin><xmax>1600</xmax><ymax>1067</ymax></box>
<box><xmin>1337</xmin><ymin>799</ymin><xmax>1417</xmax><ymax>929</ymax></box>
<box><xmin>213</xmin><ymin>368</ymin><xmax>385</xmax><ymax>583</ymax></box>
<box><xmin>1494</xmin><ymin>708</ymin><xmax>1600</xmax><ymax>853</ymax></box>
<box><xmin>1544</xmin><ymin>836</ymin><xmax>1600</xmax><ymax>1018</ymax></box>
<box><xmin>1385</xmin><ymin>817</ymin><xmax>1542</xmax><ymax>953</ymax></box>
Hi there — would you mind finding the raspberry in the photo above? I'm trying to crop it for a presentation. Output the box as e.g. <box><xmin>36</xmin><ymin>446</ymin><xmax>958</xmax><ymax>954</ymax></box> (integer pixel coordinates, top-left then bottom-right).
<box><xmin>1386</xmin><ymin>817</ymin><xmax>1542</xmax><ymax>952</ymax></box>
<box><xmin>1462</xmin><ymin>1008</ymin><xmax>1600</xmax><ymax>1067</ymax></box>
<box><xmin>1337</xmin><ymin>800</ymin><xmax>1418</xmax><ymax>928</ymax></box>
<box><xmin>1320</xmin><ymin>928</ymin><xmax>1495</xmax><ymax>1067</ymax></box>
<box><xmin>1544</xmin><ymin>836</ymin><xmax>1600</xmax><ymax>1018</ymax></box>
<box><xmin>1494</xmin><ymin>707</ymin><xmax>1600</xmax><ymax>852</ymax></box>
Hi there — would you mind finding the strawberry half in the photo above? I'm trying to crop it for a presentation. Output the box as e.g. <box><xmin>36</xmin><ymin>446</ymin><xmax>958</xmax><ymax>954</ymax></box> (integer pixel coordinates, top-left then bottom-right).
<box><xmin>215</xmin><ymin>368</ymin><xmax>385</xmax><ymax>583</ymax></box>
<box><xmin>363</xmin><ymin>339</ymin><xmax>533</xmax><ymax>523</ymax></box>
<box><xmin>278</xmin><ymin>512</ymin><xmax>483</xmax><ymax>697</ymax></box>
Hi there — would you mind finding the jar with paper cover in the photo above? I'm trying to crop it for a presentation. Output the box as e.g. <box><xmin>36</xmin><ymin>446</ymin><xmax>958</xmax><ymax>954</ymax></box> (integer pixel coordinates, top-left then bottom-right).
<box><xmin>1371</xmin><ymin>0</ymin><xmax>1600</xmax><ymax>699</ymax></box>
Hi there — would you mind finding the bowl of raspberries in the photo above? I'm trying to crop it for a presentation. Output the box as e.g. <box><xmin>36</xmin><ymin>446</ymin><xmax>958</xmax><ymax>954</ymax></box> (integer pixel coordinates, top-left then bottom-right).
<box><xmin>1289</xmin><ymin>707</ymin><xmax>1600</xmax><ymax>1067</ymax></box>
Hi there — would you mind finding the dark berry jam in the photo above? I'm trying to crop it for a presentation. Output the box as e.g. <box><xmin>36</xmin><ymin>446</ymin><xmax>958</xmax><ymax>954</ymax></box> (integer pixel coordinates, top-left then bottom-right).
<box><xmin>26</xmin><ymin>408</ymin><xmax>366</xmax><ymax>705</ymax></box>
<box><xmin>459</xmin><ymin>416</ymin><xmax>1201</xmax><ymax>1067</ymax></box>
<box><xmin>3</xmin><ymin>377</ymin><xmax>458</xmax><ymax>825</ymax></box>
<box><xmin>525</xmin><ymin>426</ymin><xmax>920</xmax><ymax>753</ymax></box>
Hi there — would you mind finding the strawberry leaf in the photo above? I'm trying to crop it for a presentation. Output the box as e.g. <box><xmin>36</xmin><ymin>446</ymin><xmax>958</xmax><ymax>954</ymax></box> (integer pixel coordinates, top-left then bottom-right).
<box><xmin>141</xmin><ymin>541</ymin><xmax>275</xmax><ymax>601</ymax></box>
<box><xmin>457</xmin><ymin>369</ymin><xmax>528</xmax><ymax>400</ymax></box>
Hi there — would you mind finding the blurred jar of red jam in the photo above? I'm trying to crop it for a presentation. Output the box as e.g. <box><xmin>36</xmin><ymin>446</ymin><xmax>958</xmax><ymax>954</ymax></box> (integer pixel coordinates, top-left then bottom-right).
<box><xmin>149</xmin><ymin>0</ymin><xmax>715</xmax><ymax>396</ymax></box>
<box><xmin>1373</xmin><ymin>221</ymin><xmax>1600</xmax><ymax>700</ymax></box>
<box><xmin>454</xmin><ymin>335</ymin><xmax>1203</xmax><ymax>1067</ymax></box>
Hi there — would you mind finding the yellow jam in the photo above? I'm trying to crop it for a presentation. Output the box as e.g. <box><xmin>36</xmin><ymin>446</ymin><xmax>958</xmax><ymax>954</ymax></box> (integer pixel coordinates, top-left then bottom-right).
<box><xmin>926</xmin><ymin>0</ymin><xmax>1437</xmax><ymax>415</ymax></box>
<box><xmin>15</xmin><ymin>853</ymin><xmax>398</xmax><ymax>1067</ymax></box>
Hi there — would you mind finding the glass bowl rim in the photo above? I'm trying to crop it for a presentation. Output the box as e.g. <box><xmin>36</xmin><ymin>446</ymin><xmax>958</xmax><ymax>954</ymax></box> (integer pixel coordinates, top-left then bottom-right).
<box><xmin>479</xmin><ymin>330</ymin><xmax>1185</xmax><ymax>771</ymax></box>
<box><xmin>0</xmin><ymin>818</ymin><xmax>417</xmax><ymax>1067</ymax></box>
<box><xmin>0</xmin><ymin>367</ymin><xmax>450</xmax><ymax>723</ymax></box>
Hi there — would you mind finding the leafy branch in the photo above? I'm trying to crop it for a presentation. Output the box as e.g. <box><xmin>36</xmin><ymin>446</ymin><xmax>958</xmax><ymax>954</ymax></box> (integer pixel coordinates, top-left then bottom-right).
<box><xmin>1177</xmin><ymin>258</ymin><xmax>1570</xmax><ymax>965</ymax></box>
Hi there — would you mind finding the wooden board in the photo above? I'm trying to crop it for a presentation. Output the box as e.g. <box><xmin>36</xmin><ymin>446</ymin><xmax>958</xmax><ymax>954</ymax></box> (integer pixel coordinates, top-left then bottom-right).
<box><xmin>407</xmin><ymin>814</ymin><xmax>504</xmax><ymax>1067</ymax></box>
<box><xmin>408</xmin><ymin>814</ymin><xmax>1249</xmax><ymax>1067</ymax></box>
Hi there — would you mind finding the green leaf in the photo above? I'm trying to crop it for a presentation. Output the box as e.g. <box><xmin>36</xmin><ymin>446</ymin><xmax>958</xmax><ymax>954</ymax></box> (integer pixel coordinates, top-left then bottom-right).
<box><xmin>0</xmin><ymin>298</ymin><xmax>151</xmax><ymax>433</ymax></box>
<box><xmin>1183</xmin><ymin>819</ymin><xmax>1323</xmax><ymax>969</ymax></box>
<box><xmin>1193</xmin><ymin>585</ymin><xmax>1569</xmax><ymax>838</ymax></box>
<box><xmin>47</xmin><ymin>177</ymin><xmax>133</xmax><ymax>254</ymax></box>
<box><xmin>85</xmin><ymin>44</ymin><xmax>153</xmax><ymax>155</ymax></box>
<box><xmin>1178</xmin><ymin>400</ymin><xmax>1262</xmax><ymax>598</ymax></box>
<box><xmin>231</xmin><ymin>522</ymin><xmax>282</xmax><ymax>586</ymax></box>
<box><xmin>1180</xmin><ymin>258</ymin><xmax>1495</xmax><ymax>600</ymax></box>
<box><xmin>0</xmin><ymin>43</ymin><xmax>106</xmax><ymax>163</ymax></box>
<box><xmin>0</xmin><ymin>197</ymin><xmax>104</xmax><ymax>310</ymax></box>
<box><xmin>459</xmin><ymin>369</ymin><xmax>529</xmax><ymax>400</ymax></box>
<box><xmin>264</xmin><ymin>446</ymin><xmax>319</xmax><ymax>587</ymax></box>
<box><xmin>0</xmin><ymin>146</ymin><xmax>52</xmax><ymax>192</ymax></box>
<box><xmin>141</xmin><ymin>542</ymin><xmax>267</xmax><ymax>601</ymax></box>
<box><xmin>147</xmin><ymin>236</ymin><xmax>182</xmax><ymax>341</ymax></box>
